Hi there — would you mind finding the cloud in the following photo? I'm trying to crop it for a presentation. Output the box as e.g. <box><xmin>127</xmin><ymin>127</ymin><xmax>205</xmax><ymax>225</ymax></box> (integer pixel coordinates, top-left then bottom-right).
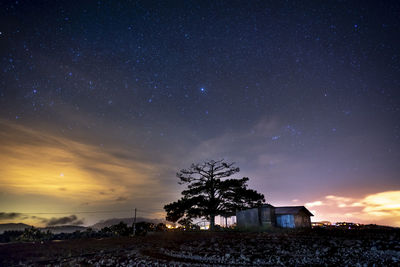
<box><xmin>326</xmin><ymin>195</ymin><xmax>352</xmax><ymax>202</ymax></box>
<box><xmin>0</xmin><ymin>212</ymin><xmax>23</xmax><ymax>220</ymax></box>
<box><xmin>188</xmin><ymin>116</ymin><xmax>282</xmax><ymax>163</ymax></box>
<box><xmin>42</xmin><ymin>215</ymin><xmax>84</xmax><ymax>226</ymax></box>
<box><xmin>324</xmin><ymin>195</ymin><xmax>354</xmax><ymax>208</ymax></box>
<box><xmin>306</xmin><ymin>190</ymin><xmax>400</xmax><ymax>226</ymax></box>
<box><xmin>305</xmin><ymin>201</ymin><xmax>324</xmax><ymax>207</ymax></box>
<box><xmin>0</xmin><ymin>121</ymin><xmax>173</xmax><ymax>203</ymax></box>
<box><xmin>0</xmin><ymin>212</ymin><xmax>51</xmax><ymax>225</ymax></box>
<box><xmin>362</xmin><ymin>191</ymin><xmax>400</xmax><ymax>216</ymax></box>
<box><xmin>115</xmin><ymin>196</ymin><xmax>128</xmax><ymax>202</ymax></box>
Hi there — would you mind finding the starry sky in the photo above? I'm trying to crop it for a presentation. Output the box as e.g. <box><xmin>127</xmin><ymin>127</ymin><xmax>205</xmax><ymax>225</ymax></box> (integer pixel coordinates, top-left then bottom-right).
<box><xmin>0</xmin><ymin>0</ymin><xmax>399</xmax><ymax>227</ymax></box>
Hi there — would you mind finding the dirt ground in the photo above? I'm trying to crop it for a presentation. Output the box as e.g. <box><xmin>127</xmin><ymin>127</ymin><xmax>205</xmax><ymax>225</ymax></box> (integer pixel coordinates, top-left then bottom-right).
<box><xmin>1</xmin><ymin>228</ymin><xmax>399</xmax><ymax>266</ymax></box>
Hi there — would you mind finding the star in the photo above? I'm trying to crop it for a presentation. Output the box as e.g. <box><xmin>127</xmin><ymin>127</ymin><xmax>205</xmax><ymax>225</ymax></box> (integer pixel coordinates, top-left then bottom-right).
<box><xmin>0</xmin><ymin>0</ymin><xmax>398</xmax><ymax>228</ymax></box>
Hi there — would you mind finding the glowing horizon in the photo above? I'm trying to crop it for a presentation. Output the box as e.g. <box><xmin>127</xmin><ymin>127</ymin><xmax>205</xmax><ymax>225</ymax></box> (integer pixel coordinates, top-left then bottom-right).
<box><xmin>1</xmin><ymin>121</ymin><xmax>399</xmax><ymax>227</ymax></box>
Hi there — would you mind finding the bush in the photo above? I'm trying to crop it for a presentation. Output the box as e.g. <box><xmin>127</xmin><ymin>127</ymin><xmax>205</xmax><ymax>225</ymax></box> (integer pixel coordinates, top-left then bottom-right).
<box><xmin>110</xmin><ymin>222</ymin><xmax>132</xmax><ymax>236</ymax></box>
<box><xmin>17</xmin><ymin>227</ymin><xmax>52</xmax><ymax>242</ymax></box>
<box><xmin>155</xmin><ymin>223</ymin><xmax>168</xmax><ymax>232</ymax></box>
<box><xmin>0</xmin><ymin>230</ymin><xmax>24</xmax><ymax>243</ymax></box>
<box><xmin>134</xmin><ymin>222</ymin><xmax>155</xmax><ymax>236</ymax></box>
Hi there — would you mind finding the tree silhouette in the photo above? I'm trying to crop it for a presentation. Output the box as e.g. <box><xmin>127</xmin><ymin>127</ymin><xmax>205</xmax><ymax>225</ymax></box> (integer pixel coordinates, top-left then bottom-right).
<box><xmin>164</xmin><ymin>159</ymin><xmax>265</xmax><ymax>230</ymax></box>
<box><xmin>218</xmin><ymin>177</ymin><xmax>265</xmax><ymax>226</ymax></box>
<box><xmin>110</xmin><ymin>221</ymin><xmax>131</xmax><ymax>236</ymax></box>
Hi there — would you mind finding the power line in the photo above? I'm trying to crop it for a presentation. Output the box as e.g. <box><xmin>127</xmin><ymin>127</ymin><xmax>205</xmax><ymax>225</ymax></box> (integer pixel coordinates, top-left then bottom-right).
<box><xmin>25</xmin><ymin>210</ymin><xmax>131</xmax><ymax>215</ymax></box>
<box><xmin>19</xmin><ymin>209</ymin><xmax>164</xmax><ymax>215</ymax></box>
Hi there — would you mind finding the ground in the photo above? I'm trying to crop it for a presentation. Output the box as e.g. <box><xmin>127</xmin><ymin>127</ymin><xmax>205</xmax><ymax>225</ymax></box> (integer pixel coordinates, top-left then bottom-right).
<box><xmin>0</xmin><ymin>229</ymin><xmax>399</xmax><ymax>266</ymax></box>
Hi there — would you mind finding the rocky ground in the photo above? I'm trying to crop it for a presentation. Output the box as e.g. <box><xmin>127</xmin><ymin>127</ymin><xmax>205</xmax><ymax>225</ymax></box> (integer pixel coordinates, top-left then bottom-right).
<box><xmin>0</xmin><ymin>228</ymin><xmax>399</xmax><ymax>266</ymax></box>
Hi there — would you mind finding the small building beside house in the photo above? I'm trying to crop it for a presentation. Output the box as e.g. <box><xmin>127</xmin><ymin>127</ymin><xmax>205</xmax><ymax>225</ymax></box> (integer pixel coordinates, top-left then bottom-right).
<box><xmin>236</xmin><ymin>204</ymin><xmax>313</xmax><ymax>229</ymax></box>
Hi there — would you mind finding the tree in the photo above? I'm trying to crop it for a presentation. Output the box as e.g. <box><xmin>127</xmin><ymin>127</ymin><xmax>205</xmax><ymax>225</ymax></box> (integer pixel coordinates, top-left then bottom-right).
<box><xmin>177</xmin><ymin>217</ymin><xmax>200</xmax><ymax>231</ymax></box>
<box><xmin>164</xmin><ymin>159</ymin><xmax>265</xmax><ymax>230</ymax></box>
<box><xmin>218</xmin><ymin>177</ymin><xmax>265</xmax><ymax>227</ymax></box>
<box><xmin>135</xmin><ymin>222</ymin><xmax>155</xmax><ymax>236</ymax></box>
<box><xmin>110</xmin><ymin>222</ymin><xmax>131</xmax><ymax>236</ymax></box>
<box><xmin>17</xmin><ymin>226</ymin><xmax>45</xmax><ymax>241</ymax></box>
<box><xmin>155</xmin><ymin>223</ymin><xmax>168</xmax><ymax>232</ymax></box>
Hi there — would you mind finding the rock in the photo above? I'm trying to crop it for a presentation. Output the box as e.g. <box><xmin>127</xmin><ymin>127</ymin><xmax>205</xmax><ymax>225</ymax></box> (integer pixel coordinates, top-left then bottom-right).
<box><xmin>343</xmin><ymin>240</ymin><xmax>354</xmax><ymax>246</ymax></box>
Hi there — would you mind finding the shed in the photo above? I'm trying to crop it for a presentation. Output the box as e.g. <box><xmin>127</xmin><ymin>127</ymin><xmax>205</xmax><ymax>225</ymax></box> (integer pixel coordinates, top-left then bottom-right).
<box><xmin>275</xmin><ymin>206</ymin><xmax>313</xmax><ymax>228</ymax></box>
<box><xmin>236</xmin><ymin>205</ymin><xmax>313</xmax><ymax>229</ymax></box>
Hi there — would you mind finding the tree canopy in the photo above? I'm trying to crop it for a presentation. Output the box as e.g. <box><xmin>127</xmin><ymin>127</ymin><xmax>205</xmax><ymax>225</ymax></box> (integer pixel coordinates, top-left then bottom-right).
<box><xmin>164</xmin><ymin>159</ymin><xmax>265</xmax><ymax>230</ymax></box>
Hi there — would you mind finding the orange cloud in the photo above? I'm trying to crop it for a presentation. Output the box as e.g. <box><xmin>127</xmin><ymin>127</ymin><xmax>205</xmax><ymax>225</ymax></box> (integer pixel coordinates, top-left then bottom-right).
<box><xmin>362</xmin><ymin>191</ymin><xmax>400</xmax><ymax>217</ymax></box>
<box><xmin>305</xmin><ymin>200</ymin><xmax>324</xmax><ymax>207</ymax></box>
<box><xmin>306</xmin><ymin>191</ymin><xmax>400</xmax><ymax>226</ymax></box>
<box><xmin>0</xmin><ymin>121</ymin><xmax>172</xmax><ymax>209</ymax></box>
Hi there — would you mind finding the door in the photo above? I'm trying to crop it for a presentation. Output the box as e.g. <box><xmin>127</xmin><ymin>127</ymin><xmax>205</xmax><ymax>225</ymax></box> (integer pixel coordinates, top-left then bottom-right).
<box><xmin>276</xmin><ymin>215</ymin><xmax>295</xmax><ymax>228</ymax></box>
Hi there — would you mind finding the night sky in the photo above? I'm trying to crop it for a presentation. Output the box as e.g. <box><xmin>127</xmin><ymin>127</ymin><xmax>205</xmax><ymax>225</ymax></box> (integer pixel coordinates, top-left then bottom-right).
<box><xmin>0</xmin><ymin>1</ymin><xmax>399</xmax><ymax>227</ymax></box>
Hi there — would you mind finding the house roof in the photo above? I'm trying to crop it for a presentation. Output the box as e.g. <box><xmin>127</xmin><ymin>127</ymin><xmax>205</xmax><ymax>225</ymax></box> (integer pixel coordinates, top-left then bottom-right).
<box><xmin>274</xmin><ymin>206</ymin><xmax>314</xmax><ymax>216</ymax></box>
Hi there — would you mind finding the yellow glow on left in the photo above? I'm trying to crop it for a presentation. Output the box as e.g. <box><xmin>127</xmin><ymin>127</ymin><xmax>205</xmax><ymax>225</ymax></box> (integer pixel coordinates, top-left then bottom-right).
<box><xmin>0</xmin><ymin>121</ymin><xmax>168</xmax><ymax>210</ymax></box>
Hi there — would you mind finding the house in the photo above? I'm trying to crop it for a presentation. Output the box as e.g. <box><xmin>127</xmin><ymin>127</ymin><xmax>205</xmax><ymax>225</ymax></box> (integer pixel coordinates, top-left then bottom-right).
<box><xmin>236</xmin><ymin>204</ymin><xmax>313</xmax><ymax>229</ymax></box>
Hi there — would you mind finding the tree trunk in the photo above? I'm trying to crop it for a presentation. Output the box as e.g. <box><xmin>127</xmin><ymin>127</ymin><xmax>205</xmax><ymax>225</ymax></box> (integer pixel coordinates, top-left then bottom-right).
<box><xmin>225</xmin><ymin>216</ymin><xmax>228</xmax><ymax>228</ymax></box>
<box><xmin>209</xmin><ymin>214</ymin><xmax>215</xmax><ymax>230</ymax></box>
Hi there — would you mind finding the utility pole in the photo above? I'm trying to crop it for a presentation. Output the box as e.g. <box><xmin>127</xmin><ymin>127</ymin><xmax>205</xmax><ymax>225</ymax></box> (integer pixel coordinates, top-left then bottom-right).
<box><xmin>133</xmin><ymin>208</ymin><xmax>137</xmax><ymax>236</ymax></box>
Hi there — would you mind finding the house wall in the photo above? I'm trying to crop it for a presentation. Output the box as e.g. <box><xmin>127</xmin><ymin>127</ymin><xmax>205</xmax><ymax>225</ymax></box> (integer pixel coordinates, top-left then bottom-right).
<box><xmin>236</xmin><ymin>207</ymin><xmax>260</xmax><ymax>228</ymax></box>
<box><xmin>236</xmin><ymin>207</ymin><xmax>312</xmax><ymax>230</ymax></box>
<box><xmin>294</xmin><ymin>212</ymin><xmax>311</xmax><ymax>228</ymax></box>
<box><xmin>260</xmin><ymin>206</ymin><xmax>275</xmax><ymax>227</ymax></box>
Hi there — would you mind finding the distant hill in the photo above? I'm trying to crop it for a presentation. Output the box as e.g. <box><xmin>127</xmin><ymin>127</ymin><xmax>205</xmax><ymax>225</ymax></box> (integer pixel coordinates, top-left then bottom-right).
<box><xmin>1</xmin><ymin>217</ymin><xmax>166</xmax><ymax>234</ymax></box>
<box><xmin>0</xmin><ymin>223</ymin><xmax>32</xmax><ymax>234</ymax></box>
<box><xmin>0</xmin><ymin>223</ymin><xmax>87</xmax><ymax>234</ymax></box>
<box><xmin>40</xmin><ymin>225</ymin><xmax>87</xmax><ymax>234</ymax></box>
<box><xmin>91</xmin><ymin>217</ymin><xmax>165</xmax><ymax>230</ymax></box>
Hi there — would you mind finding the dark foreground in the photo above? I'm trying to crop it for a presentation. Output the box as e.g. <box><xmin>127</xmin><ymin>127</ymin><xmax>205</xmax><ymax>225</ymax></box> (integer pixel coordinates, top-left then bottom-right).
<box><xmin>1</xmin><ymin>228</ymin><xmax>399</xmax><ymax>266</ymax></box>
